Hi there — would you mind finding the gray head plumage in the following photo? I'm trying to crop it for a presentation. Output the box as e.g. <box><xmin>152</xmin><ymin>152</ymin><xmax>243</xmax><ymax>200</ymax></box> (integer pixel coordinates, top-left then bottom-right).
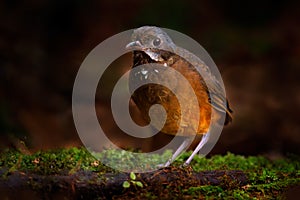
<box><xmin>126</xmin><ymin>26</ymin><xmax>176</xmax><ymax>61</ymax></box>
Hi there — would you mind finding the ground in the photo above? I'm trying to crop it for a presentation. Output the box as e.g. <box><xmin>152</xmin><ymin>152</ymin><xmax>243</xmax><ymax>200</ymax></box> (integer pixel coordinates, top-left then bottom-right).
<box><xmin>0</xmin><ymin>148</ymin><xmax>299</xmax><ymax>199</ymax></box>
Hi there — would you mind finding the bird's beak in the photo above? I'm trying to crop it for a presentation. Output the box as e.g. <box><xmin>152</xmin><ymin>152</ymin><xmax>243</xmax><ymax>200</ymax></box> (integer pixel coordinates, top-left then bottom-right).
<box><xmin>126</xmin><ymin>40</ymin><xmax>142</xmax><ymax>50</ymax></box>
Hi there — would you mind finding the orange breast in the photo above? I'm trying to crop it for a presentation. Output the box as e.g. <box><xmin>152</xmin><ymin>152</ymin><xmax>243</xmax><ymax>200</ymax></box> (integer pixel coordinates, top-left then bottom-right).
<box><xmin>131</xmin><ymin>55</ymin><xmax>212</xmax><ymax>137</ymax></box>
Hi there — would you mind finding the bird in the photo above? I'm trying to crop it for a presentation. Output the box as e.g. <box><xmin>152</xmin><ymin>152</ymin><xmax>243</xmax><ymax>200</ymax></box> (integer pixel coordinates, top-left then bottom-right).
<box><xmin>126</xmin><ymin>26</ymin><xmax>232</xmax><ymax>166</ymax></box>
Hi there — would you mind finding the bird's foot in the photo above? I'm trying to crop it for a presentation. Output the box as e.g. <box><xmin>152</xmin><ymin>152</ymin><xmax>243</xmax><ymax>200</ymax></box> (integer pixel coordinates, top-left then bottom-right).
<box><xmin>182</xmin><ymin>162</ymin><xmax>189</xmax><ymax>167</ymax></box>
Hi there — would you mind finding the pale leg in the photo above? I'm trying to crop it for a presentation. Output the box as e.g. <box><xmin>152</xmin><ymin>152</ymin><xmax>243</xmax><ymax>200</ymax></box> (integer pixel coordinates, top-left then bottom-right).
<box><xmin>164</xmin><ymin>138</ymin><xmax>191</xmax><ymax>167</ymax></box>
<box><xmin>184</xmin><ymin>131</ymin><xmax>210</xmax><ymax>165</ymax></box>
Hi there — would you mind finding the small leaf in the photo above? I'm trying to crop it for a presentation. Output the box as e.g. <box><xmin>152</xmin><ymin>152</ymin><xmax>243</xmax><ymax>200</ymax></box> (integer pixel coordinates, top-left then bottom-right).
<box><xmin>130</xmin><ymin>172</ymin><xmax>136</xmax><ymax>180</ymax></box>
<box><xmin>136</xmin><ymin>181</ymin><xmax>143</xmax><ymax>188</ymax></box>
<box><xmin>123</xmin><ymin>181</ymin><xmax>130</xmax><ymax>188</ymax></box>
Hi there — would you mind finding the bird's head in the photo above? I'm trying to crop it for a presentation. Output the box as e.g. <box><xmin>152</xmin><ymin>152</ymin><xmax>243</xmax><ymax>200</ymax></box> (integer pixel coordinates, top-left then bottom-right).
<box><xmin>126</xmin><ymin>26</ymin><xmax>176</xmax><ymax>62</ymax></box>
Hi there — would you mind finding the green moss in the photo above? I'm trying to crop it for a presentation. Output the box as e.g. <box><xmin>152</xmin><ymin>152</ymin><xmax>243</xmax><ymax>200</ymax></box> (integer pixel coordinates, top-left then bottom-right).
<box><xmin>0</xmin><ymin>147</ymin><xmax>114</xmax><ymax>175</ymax></box>
<box><xmin>0</xmin><ymin>148</ymin><xmax>299</xmax><ymax>199</ymax></box>
<box><xmin>175</xmin><ymin>152</ymin><xmax>300</xmax><ymax>199</ymax></box>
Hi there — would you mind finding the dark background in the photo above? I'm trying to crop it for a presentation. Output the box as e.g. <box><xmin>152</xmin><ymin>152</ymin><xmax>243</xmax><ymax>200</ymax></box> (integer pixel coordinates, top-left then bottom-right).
<box><xmin>0</xmin><ymin>0</ymin><xmax>299</xmax><ymax>157</ymax></box>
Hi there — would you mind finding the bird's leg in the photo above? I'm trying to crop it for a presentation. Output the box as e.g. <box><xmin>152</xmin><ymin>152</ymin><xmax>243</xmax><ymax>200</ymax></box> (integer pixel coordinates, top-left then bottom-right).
<box><xmin>184</xmin><ymin>131</ymin><xmax>210</xmax><ymax>166</ymax></box>
<box><xmin>164</xmin><ymin>138</ymin><xmax>191</xmax><ymax>167</ymax></box>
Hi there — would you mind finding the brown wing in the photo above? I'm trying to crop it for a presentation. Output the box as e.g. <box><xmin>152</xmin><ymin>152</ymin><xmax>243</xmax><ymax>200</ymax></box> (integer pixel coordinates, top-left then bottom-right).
<box><xmin>175</xmin><ymin>47</ymin><xmax>233</xmax><ymax>124</ymax></box>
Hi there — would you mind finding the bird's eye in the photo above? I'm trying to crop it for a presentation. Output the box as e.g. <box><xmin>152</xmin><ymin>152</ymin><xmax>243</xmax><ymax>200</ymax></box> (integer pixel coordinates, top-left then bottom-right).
<box><xmin>153</xmin><ymin>38</ymin><xmax>161</xmax><ymax>46</ymax></box>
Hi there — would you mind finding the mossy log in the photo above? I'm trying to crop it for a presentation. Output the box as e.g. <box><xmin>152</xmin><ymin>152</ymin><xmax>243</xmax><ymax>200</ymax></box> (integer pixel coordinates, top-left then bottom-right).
<box><xmin>0</xmin><ymin>167</ymin><xmax>247</xmax><ymax>199</ymax></box>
